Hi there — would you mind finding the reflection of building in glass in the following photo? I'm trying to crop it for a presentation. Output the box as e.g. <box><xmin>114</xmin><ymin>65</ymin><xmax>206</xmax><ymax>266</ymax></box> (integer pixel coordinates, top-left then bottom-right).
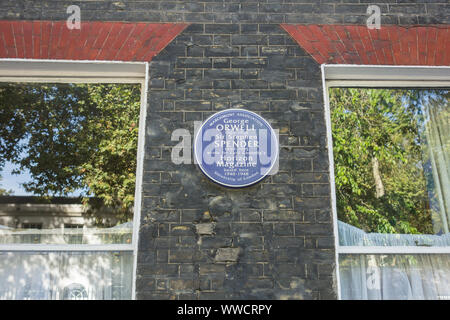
<box><xmin>0</xmin><ymin>196</ymin><xmax>132</xmax><ymax>245</ymax></box>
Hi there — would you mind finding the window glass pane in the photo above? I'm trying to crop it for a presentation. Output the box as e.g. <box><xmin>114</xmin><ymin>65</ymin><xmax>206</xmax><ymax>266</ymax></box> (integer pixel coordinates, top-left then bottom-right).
<box><xmin>0</xmin><ymin>82</ymin><xmax>140</xmax><ymax>244</ymax></box>
<box><xmin>339</xmin><ymin>254</ymin><xmax>450</xmax><ymax>300</ymax></box>
<box><xmin>330</xmin><ymin>88</ymin><xmax>449</xmax><ymax>246</ymax></box>
<box><xmin>0</xmin><ymin>251</ymin><xmax>133</xmax><ymax>300</ymax></box>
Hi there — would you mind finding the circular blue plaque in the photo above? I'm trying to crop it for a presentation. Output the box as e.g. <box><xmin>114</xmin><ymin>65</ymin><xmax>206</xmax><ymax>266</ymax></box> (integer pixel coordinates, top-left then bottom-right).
<box><xmin>194</xmin><ymin>109</ymin><xmax>279</xmax><ymax>188</ymax></box>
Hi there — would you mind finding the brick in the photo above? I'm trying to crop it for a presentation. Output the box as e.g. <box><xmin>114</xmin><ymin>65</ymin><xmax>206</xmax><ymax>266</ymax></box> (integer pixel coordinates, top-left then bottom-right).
<box><xmin>264</xmin><ymin>210</ymin><xmax>302</xmax><ymax>222</ymax></box>
<box><xmin>170</xmin><ymin>224</ymin><xmax>195</xmax><ymax>236</ymax></box>
<box><xmin>259</xmin><ymin>24</ymin><xmax>283</xmax><ymax>34</ymax></box>
<box><xmin>213</xmin><ymin>80</ymin><xmax>231</xmax><ymax>89</ymax></box>
<box><xmin>231</xmin><ymin>58</ymin><xmax>267</xmax><ymax>68</ymax></box>
<box><xmin>241</xmin><ymin>24</ymin><xmax>258</xmax><ymax>34</ymax></box>
<box><xmin>274</xmin><ymin>223</ymin><xmax>295</xmax><ymax>236</ymax></box>
<box><xmin>170</xmin><ymin>279</ymin><xmax>197</xmax><ymax>291</ymax></box>
<box><xmin>231</xmin><ymin>80</ymin><xmax>268</xmax><ymax>89</ymax></box>
<box><xmin>214</xmin><ymin>248</ymin><xmax>241</xmax><ymax>262</ymax></box>
<box><xmin>205</xmin><ymin>46</ymin><xmax>239</xmax><ymax>57</ymax></box>
<box><xmin>205</xmin><ymin>3</ymin><xmax>240</xmax><ymax>13</ymax></box>
<box><xmin>138</xmin><ymin>264</ymin><xmax>178</xmax><ymax>276</ymax></box>
<box><xmin>241</xmin><ymin>69</ymin><xmax>259</xmax><ymax>79</ymax></box>
<box><xmin>260</xmin><ymin>46</ymin><xmax>288</xmax><ymax>56</ymax></box>
<box><xmin>136</xmin><ymin>292</ymin><xmax>175</xmax><ymax>300</ymax></box>
<box><xmin>389</xmin><ymin>4</ymin><xmax>426</xmax><ymax>14</ymax></box>
<box><xmin>317</xmin><ymin>237</ymin><xmax>335</xmax><ymax>249</ymax></box>
<box><xmin>260</xmin><ymin>90</ymin><xmax>296</xmax><ymax>100</ymax></box>
<box><xmin>184</xmin><ymin>23</ymin><xmax>204</xmax><ymax>34</ymax></box>
<box><xmin>293</xmin><ymin>173</ymin><xmax>329</xmax><ymax>183</ymax></box>
<box><xmin>241</xmin><ymin>46</ymin><xmax>258</xmax><ymax>57</ymax></box>
<box><xmin>204</xmin><ymin>69</ymin><xmax>240</xmax><ymax>79</ymax></box>
<box><xmin>175</xmin><ymin>100</ymin><xmax>212</xmax><ymax>111</ymax></box>
<box><xmin>267</xmin><ymin>237</ymin><xmax>305</xmax><ymax>249</ymax></box>
<box><xmin>195</xmin><ymin>223</ymin><xmax>215</xmax><ymax>235</ymax></box>
<box><xmin>135</xmin><ymin>277</ymin><xmax>155</xmax><ymax>292</ymax></box>
<box><xmin>231</xmin><ymin>35</ymin><xmax>268</xmax><ymax>45</ymax></box>
<box><xmin>267</xmin><ymin>263</ymin><xmax>306</xmax><ymax>277</ymax></box>
<box><xmin>169</xmin><ymin>249</ymin><xmax>195</xmax><ymax>263</ymax></box>
<box><xmin>295</xmin><ymin>223</ymin><xmax>333</xmax><ymax>236</ymax></box>
<box><xmin>244</xmin><ymin>279</ymin><xmax>273</xmax><ymax>289</ymax></box>
<box><xmin>240</xmin><ymin>210</ymin><xmax>262</xmax><ymax>222</ymax></box>
<box><xmin>177</xmin><ymin>57</ymin><xmax>212</xmax><ymax>68</ymax></box>
<box><xmin>213</xmin><ymin>58</ymin><xmax>230</xmax><ymax>68</ymax></box>
<box><xmin>146</xmin><ymin>210</ymin><xmax>180</xmax><ymax>222</ymax></box>
<box><xmin>205</xmin><ymin>24</ymin><xmax>239</xmax><ymax>34</ymax></box>
<box><xmin>200</xmin><ymin>236</ymin><xmax>233</xmax><ymax>248</ymax></box>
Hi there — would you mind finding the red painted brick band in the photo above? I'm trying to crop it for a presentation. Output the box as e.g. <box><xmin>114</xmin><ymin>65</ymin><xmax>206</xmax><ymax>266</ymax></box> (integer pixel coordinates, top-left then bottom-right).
<box><xmin>282</xmin><ymin>24</ymin><xmax>449</xmax><ymax>66</ymax></box>
<box><xmin>0</xmin><ymin>21</ymin><xmax>188</xmax><ymax>62</ymax></box>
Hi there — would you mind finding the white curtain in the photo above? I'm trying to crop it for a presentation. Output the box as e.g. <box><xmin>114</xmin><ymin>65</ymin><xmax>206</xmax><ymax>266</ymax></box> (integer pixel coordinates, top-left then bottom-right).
<box><xmin>338</xmin><ymin>90</ymin><xmax>450</xmax><ymax>300</ymax></box>
<box><xmin>0</xmin><ymin>251</ymin><xmax>133</xmax><ymax>300</ymax></box>
<box><xmin>421</xmin><ymin>93</ymin><xmax>450</xmax><ymax>234</ymax></box>
<box><xmin>338</xmin><ymin>221</ymin><xmax>450</xmax><ymax>247</ymax></box>
<box><xmin>340</xmin><ymin>254</ymin><xmax>450</xmax><ymax>300</ymax></box>
<box><xmin>339</xmin><ymin>221</ymin><xmax>450</xmax><ymax>300</ymax></box>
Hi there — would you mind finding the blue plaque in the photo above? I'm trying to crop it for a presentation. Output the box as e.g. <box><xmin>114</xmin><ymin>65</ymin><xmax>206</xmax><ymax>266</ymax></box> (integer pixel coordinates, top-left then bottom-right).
<box><xmin>194</xmin><ymin>109</ymin><xmax>279</xmax><ymax>188</ymax></box>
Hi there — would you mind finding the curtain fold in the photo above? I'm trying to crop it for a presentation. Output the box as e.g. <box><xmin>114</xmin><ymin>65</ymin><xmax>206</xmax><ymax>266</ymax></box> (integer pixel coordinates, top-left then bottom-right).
<box><xmin>0</xmin><ymin>251</ymin><xmax>132</xmax><ymax>300</ymax></box>
<box><xmin>337</xmin><ymin>88</ymin><xmax>449</xmax><ymax>300</ymax></box>
<box><xmin>338</xmin><ymin>220</ymin><xmax>450</xmax><ymax>247</ymax></box>
<box><xmin>340</xmin><ymin>254</ymin><xmax>450</xmax><ymax>300</ymax></box>
<box><xmin>422</xmin><ymin>95</ymin><xmax>450</xmax><ymax>234</ymax></box>
<box><xmin>338</xmin><ymin>221</ymin><xmax>450</xmax><ymax>299</ymax></box>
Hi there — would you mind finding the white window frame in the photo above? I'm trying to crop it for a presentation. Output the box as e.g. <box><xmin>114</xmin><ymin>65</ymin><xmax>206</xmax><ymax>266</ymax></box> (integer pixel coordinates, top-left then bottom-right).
<box><xmin>0</xmin><ymin>58</ymin><xmax>149</xmax><ymax>300</ymax></box>
<box><xmin>321</xmin><ymin>64</ymin><xmax>450</xmax><ymax>300</ymax></box>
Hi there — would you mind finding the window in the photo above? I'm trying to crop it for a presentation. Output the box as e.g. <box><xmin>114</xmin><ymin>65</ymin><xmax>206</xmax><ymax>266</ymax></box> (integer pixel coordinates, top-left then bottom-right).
<box><xmin>0</xmin><ymin>60</ymin><xmax>148</xmax><ymax>300</ymax></box>
<box><xmin>64</xmin><ymin>224</ymin><xmax>84</xmax><ymax>229</ymax></box>
<box><xmin>323</xmin><ymin>65</ymin><xmax>450</xmax><ymax>300</ymax></box>
<box><xmin>63</xmin><ymin>224</ymin><xmax>84</xmax><ymax>245</ymax></box>
<box><xmin>21</xmin><ymin>223</ymin><xmax>43</xmax><ymax>230</ymax></box>
<box><xmin>21</xmin><ymin>223</ymin><xmax>43</xmax><ymax>243</ymax></box>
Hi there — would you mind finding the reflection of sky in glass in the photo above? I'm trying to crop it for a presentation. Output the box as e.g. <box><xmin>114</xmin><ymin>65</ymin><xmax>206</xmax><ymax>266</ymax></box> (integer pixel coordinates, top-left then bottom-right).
<box><xmin>1</xmin><ymin>160</ymin><xmax>83</xmax><ymax>197</ymax></box>
<box><xmin>1</xmin><ymin>161</ymin><xmax>29</xmax><ymax>195</ymax></box>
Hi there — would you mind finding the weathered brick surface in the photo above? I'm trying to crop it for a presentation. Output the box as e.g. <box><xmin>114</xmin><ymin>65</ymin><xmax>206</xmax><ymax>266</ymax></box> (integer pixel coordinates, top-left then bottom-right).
<box><xmin>0</xmin><ymin>1</ymin><xmax>448</xmax><ymax>25</ymax></box>
<box><xmin>283</xmin><ymin>24</ymin><xmax>450</xmax><ymax>65</ymax></box>
<box><xmin>0</xmin><ymin>20</ymin><xmax>188</xmax><ymax>61</ymax></box>
<box><xmin>136</xmin><ymin>22</ymin><xmax>334</xmax><ymax>300</ymax></box>
<box><xmin>1</xmin><ymin>0</ymin><xmax>448</xmax><ymax>301</ymax></box>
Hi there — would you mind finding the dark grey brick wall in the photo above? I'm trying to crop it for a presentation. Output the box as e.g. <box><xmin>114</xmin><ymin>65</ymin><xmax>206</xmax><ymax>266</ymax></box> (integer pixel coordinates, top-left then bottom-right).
<box><xmin>137</xmin><ymin>24</ymin><xmax>334</xmax><ymax>299</ymax></box>
<box><xmin>3</xmin><ymin>0</ymin><xmax>447</xmax><ymax>300</ymax></box>
<box><xmin>1</xmin><ymin>1</ymin><xmax>449</xmax><ymax>25</ymax></box>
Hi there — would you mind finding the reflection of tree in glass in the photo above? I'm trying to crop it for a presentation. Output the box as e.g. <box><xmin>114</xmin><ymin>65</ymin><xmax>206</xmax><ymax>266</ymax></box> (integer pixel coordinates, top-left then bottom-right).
<box><xmin>0</xmin><ymin>175</ymin><xmax>12</xmax><ymax>195</ymax></box>
<box><xmin>0</xmin><ymin>83</ymin><xmax>141</xmax><ymax>223</ymax></box>
<box><xmin>330</xmin><ymin>88</ymin><xmax>448</xmax><ymax>235</ymax></box>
